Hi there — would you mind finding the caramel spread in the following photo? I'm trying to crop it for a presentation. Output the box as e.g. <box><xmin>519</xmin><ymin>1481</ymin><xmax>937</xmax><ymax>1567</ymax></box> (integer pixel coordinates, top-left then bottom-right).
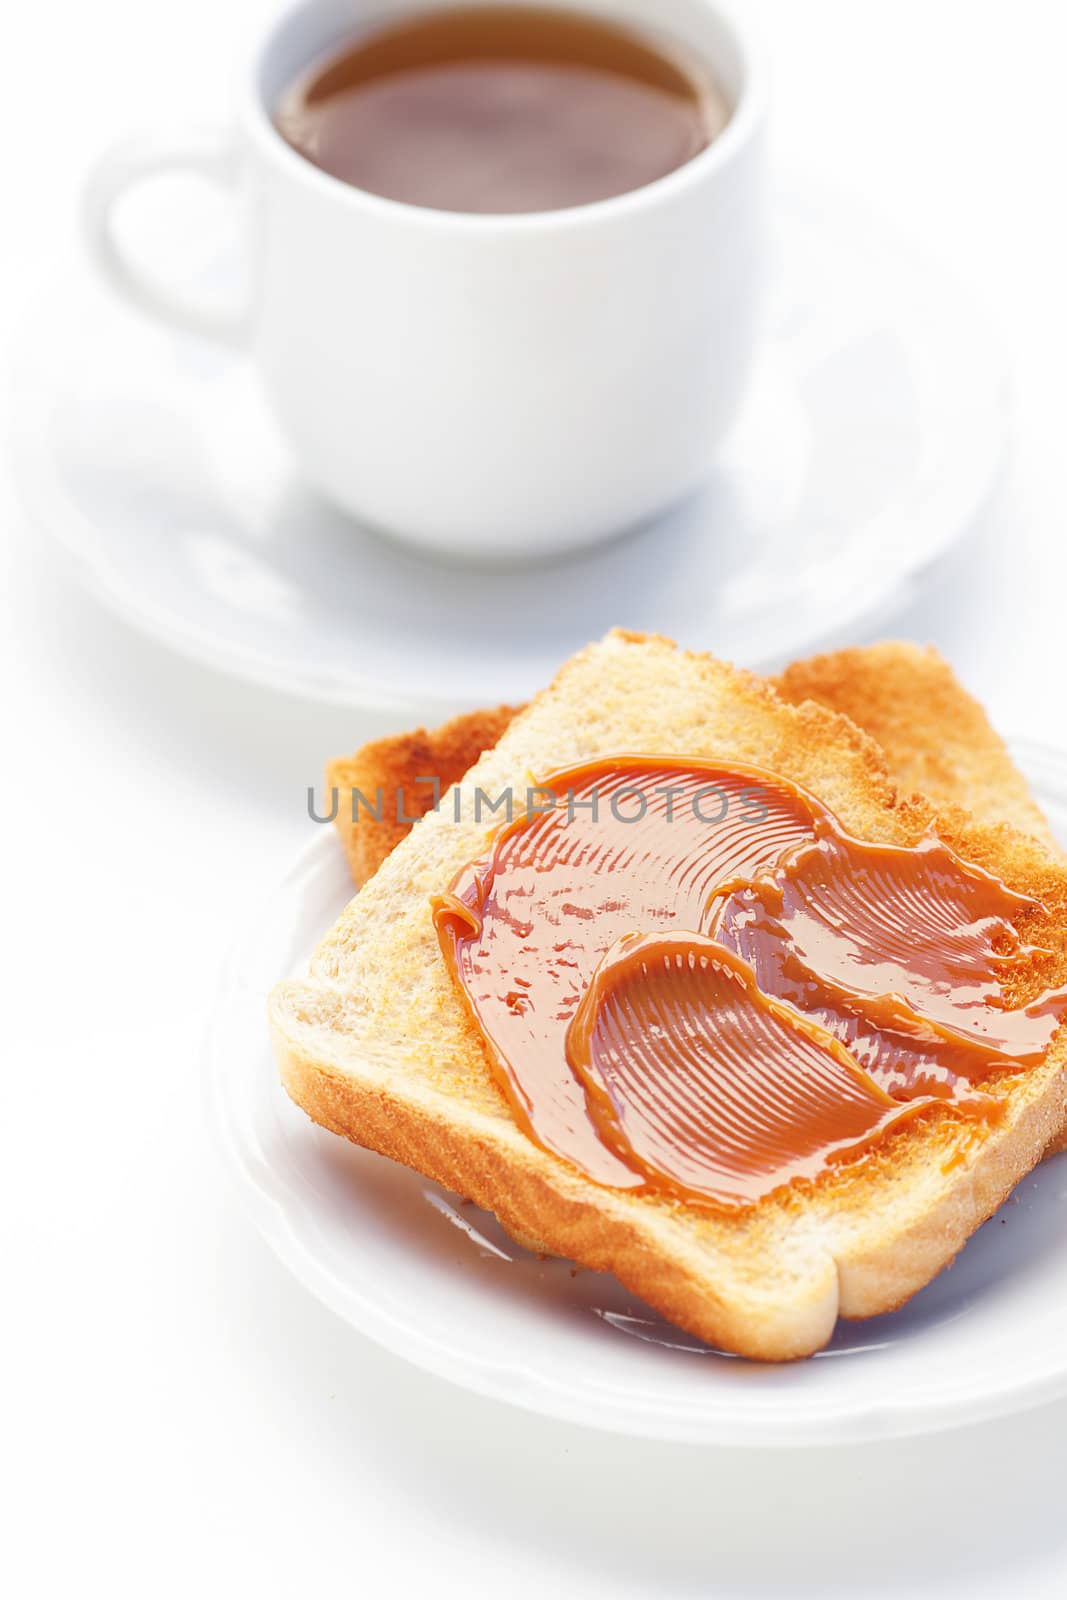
<box><xmin>433</xmin><ymin>759</ymin><xmax>1067</xmax><ymax>1209</ymax></box>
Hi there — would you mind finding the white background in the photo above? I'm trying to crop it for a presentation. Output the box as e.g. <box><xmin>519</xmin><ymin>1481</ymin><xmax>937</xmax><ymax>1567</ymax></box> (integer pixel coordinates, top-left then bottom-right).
<box><xmin>4</xmin><ymin>1</ymin><xmax>1067</xmax><ymax>1595</ymax></box>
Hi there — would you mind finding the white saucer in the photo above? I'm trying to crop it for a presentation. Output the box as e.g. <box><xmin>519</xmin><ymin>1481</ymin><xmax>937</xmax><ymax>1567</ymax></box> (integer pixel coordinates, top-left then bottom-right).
<box><xmin>15</xmin><ymin>181</ymin><xmax>1006</xmax><ymax>713</ymax></box>
<box><xmin>206</xmin><ymin>740</ymin><xmax>1067</xmax><ymax>1446</ymax></box>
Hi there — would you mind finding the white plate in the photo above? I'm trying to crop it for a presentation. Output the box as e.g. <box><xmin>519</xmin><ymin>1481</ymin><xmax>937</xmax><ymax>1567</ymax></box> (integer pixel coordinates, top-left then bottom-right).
<box><xmin>207</xmin><ymin>739</ymin><xmax>1067</xmax><ymax>1446</ymax></box>
<box><xmin>15</xmin><ymin>180</ymin><xmax>1006</xmax><ymax>714</ymax></box>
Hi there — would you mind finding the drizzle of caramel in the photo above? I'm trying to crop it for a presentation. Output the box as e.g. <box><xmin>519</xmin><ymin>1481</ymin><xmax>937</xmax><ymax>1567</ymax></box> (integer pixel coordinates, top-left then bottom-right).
<box><xmin>432</xmin><ymin>759</ymin><xmax>1067</xmax><ymax>1209</ymax></box>
<box><xmin>567</xmin><ymin>934</ymin><xmax>931</xmax><ymax>1206</ymax></box>
<box><xmin>707</xmin><ymin>825</ymin><xmax>1065</xmax><ymax>1102</ymax></box>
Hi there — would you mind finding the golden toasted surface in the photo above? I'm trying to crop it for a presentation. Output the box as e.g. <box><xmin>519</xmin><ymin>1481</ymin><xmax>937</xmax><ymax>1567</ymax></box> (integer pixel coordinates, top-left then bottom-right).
<box><xmin>273</xmin><ymin>632</ymin><xmax>1067</xmax><ymax>1359</ymax></box>
<box><xmin>774</xmin><ymin>641</ymin><xmax>1056</xmax><ymax>847</ymax></box>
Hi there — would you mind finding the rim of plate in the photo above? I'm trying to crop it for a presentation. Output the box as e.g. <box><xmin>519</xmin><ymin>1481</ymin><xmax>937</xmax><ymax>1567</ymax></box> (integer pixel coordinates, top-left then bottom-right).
<box><xmin>10</xmin><ymin>179</ymin><xmax>1010</xmax><ymax>713</ymax></box>
<box><xmin>204</xmin><ymin>738</ymin><xmax>1067</xmax><ymax>1445</ymax></box>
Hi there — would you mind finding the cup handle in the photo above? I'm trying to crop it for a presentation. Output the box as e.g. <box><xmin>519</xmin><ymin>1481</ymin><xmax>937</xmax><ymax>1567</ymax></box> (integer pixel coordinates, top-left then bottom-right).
<box><xmin>81</xmin><ymin>129</ymin><xmax>246</xmax><ymax>346</ymax></box>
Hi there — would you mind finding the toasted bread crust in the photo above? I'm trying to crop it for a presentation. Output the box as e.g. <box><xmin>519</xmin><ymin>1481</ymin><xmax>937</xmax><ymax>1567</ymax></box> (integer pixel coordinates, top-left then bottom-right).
<box><xmin>274</xmin><ymin>633</ymin><xmax>1067</xmax><ymax>1359</ymax></box>
<box><xmin>276</xmin><ymin>1026</ymin><xmax>842</xmax><ymax>1360</ymax></box>
<box><xmin>327</xmin><ymin>705</ymin><xmax>520</xmax><ymax>886</ymax></box>
<box><xmin>274</xmin><ymin>1014</ymin><xmax>1067</xmax><ymax>1356</ymax></box>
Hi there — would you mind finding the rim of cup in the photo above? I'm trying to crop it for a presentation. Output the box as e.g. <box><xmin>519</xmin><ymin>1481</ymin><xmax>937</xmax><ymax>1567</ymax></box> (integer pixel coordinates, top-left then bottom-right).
<box><xmin>242</xmin><ymin>0</ymin><xmax>768</xmax><ymax>233</ymax></box>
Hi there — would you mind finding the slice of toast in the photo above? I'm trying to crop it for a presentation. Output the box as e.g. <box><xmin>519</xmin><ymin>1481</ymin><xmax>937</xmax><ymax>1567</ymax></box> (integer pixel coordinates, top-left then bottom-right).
<box><xmin>273</xmin><ymin>632</ymin><xmax>1067</xmax><ymax>1360</ymax></box>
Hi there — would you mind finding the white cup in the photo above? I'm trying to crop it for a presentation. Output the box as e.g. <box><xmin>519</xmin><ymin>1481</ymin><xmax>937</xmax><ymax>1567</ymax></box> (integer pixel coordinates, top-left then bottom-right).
<box><xmin>83</xmin><ymin>0</ymin><xmax>767</xmax><ymax>561</ymax></box>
